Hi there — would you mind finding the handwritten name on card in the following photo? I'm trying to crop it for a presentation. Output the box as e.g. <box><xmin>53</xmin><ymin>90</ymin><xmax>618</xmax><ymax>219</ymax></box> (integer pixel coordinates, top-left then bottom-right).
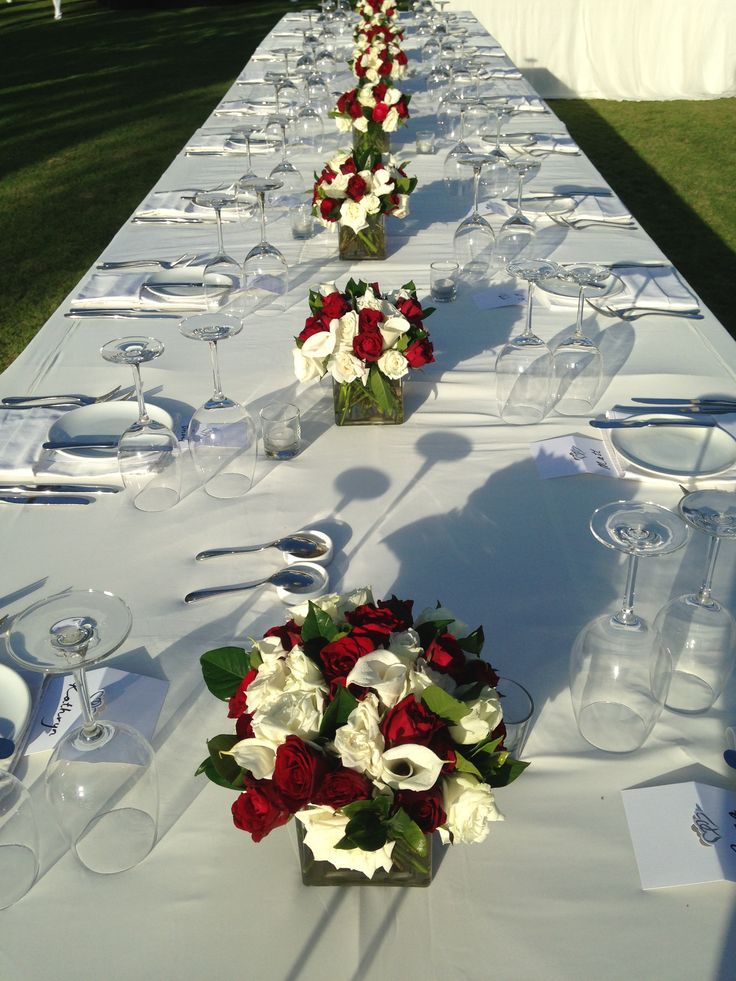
<box><xmin>531</xmin><ymin>434</ymin><xmax>622</xmax><ymax>479</ymax></box>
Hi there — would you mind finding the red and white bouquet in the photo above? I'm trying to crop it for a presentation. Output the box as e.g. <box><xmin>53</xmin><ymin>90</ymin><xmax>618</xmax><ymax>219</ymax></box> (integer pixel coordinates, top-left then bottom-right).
<box><xmin>354</xmin><ymin>21</ymin><xmax>404</xmax><ymax>48</ymax></box>
<box><xmin>332</xmin><ymin>81</ymin><xmax>411</xmax><ymax>135</ymax></box>
<box><xmin>351</xmin><ymin>43</ymin><xmax>408</xmax><ymax>83</ymax></box>
<box><xmin>198</xmin><ymin>588</ymin><xmax>528</xmax><ymax>878</ymax></box>
<box><xmin>355</xmin><ymin>0</ymin><xmax>398</xmax><ymax>24</ymax></box>
<box><xmin>311</xmin><ymin>149</ymin><xmax>416</xmax><ymax>230</ymax></box>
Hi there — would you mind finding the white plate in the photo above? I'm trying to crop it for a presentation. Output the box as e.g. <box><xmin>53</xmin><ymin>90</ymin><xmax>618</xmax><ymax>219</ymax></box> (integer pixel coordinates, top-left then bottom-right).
<box><xmin>141</xmin><ymin>272</ymin><xmax>235</xmax><ymax>303</ymax></box>
<box><xmin>539</xmin><ymin>271</ymin><xmax>625</xmax><ymax>302</ymax></box>
<box><xmin>0</xmin><ymin>664</ymin><xmax>31</xmax><ymax>770</ymax></box>
<box><xmin>47</xmin><ymin>402</ymin><xmax>175</xmax><ymax>459</ymax></box>
<box><xmin>518</xmin><ymin>195</ymin><xmax>576</xmax><ymax>217</ymax></box>
<box><xmin>611</xmin><ymin>419</ymin><xmax>736</xmax><ymax>478</ymax></box>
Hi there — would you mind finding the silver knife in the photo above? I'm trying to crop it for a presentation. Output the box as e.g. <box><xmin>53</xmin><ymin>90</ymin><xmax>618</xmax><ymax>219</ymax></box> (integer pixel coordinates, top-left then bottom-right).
<box><xmin>42</xmin><ymin>439</ymin><xmax>118</xmax><ymax>450</ymax></box>
<box><xmin>590</xmin><ymin>418</ymin><xmax>718</xmax><ymax>430</ymax></box>
<box><xmin>631</xmin><ymin>397</ymin><xmax>736</xmax><ymax>407</ymax></box>
<box><xmin>614</xmin><ymin>404</ymin><xmax>736</xmax><ymax>416</ymax></box>
<box><xmin>0</xmin><ymin>494</ymin><xmax>94</xmax><ymax>505</ymax></box>
<box><xmin>65</xmin><ymin>310</ymin><xmax>184</xmax><ymax>320</ymax></box>
<box><xmin>0</xmin><ymin>483</ymin><xmax>120</xmax><ymax>494</ymax></box>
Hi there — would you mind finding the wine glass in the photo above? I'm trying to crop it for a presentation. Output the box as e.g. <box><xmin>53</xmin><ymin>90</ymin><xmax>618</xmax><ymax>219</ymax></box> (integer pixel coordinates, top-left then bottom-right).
<box><xmin>443</xmin><ymin>99</ymin><xmax>473</xmax><ymax>198</ymax></box>
<box><xmin>191</xmin><ymin>188</ymin><xmax>244</xmax><ymax>314</ymax></box>
<box><xmin>179</xmin><ymin>313</ymin><xmax>257</xmax><ymax>499</ymax></box>
<box><xmin>552</xmin><ymin>264</ymin><xmax>610</xmax><ymax>416</ymax></box>
<box><xmin>495</xmin><ymin>258</ymin><xmax>558</xmax><ymax>425</ymax></box>
<box><xmin>266</xmin><ymin>113</ymin><xmax>305</xmax><ymax>211</ymax></box>
<box><xmin>0</xmin><ymin>771</ymin><xmax>39</xmax><ymax>909</ymax></box>
<box><xmin>5</xmin><ymin>589</ymin><xmax>158</xmax><ymax>873</ymax></box>
<box><xmin>453</xmin><ymin>154</ymin><xmax>496</xmax><ymax>283</ymax></box>
<box><xmin>100</xmin><ymin>337</ymin><xmax>182</xmax><ymax>512</ymax></box>
<box><xmin>494</xmin><ymin>154</ymin><xmax>542</xmax><ymax>267</ymax></box>
<box><xmin>479</xmin><ymin>101</ymin><xmax>515</xmax><ymax>200</ymax></box>
<box><xmin>241</xmin><ymin>176</ymin><xmax>289</xmax><ymax>306</ymax></box>
<box><xmin>655</xmin><ymin>491</ymin><xmax>736</xmax><ymax>713</ymax></box>
<box><xmin>570</xmin><ymin>502</ymin><xmax>688</xmax><ymax>753</ymax></box>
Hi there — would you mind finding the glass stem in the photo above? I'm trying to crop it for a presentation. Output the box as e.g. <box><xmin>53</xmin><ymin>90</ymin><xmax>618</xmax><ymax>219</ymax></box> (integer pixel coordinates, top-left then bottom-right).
<box><xmin>516</xmin><ymin>172</ymin><xmax>523</xmax><ymax>214</ymax></box>
<box><xmin>614</xmin><ymin>553</ymin><xmax>640</xmax><ymax>626</ymax></box>
<box><xmin>259</xmin><ymin>191</ymin><xmax>267</xmax><ymax>244</ymax></box>
<box><xmin>131</xmin><ymin>363</ymin><xmax>150</xmax><ymax>425</ymax></box>
<box><xmin>495</xmin><ymin>114</ymin><xmax>502</xmax><ymax>151</ymax></box>
<box><xmin>215</xmin><ymin>206</ymin><xmax>225</xmax><ymax>257</ymax></box>
<box><xmin>575</xmin><ymin>285</ymin><xmax>585</xmax><ymax>339</ymax></box>
<box><xmin>246</xmin><ymin>135</ymin><xmax>253</xmax><ymax>173</ymax></box>
<box><xmin>472</xmin><ymin>165</ymin><xmax>481</xmax><ymax>217</ymax></box>
<box><xmin>209</xmin><ymin>340</ymin><xmax>226</xmax><ymax>402</ymax></box>
<box><xmin>281</xmin><ymin>126</ymin><xmax>287</xmax><ymax>165</ymax></box>
<box><xmin>696</xmin><ymin>535</ymin><xmax>721</xmax><ymax>605</ymax></box>
<box><xmin>72</xmin><ymin>666</ymin><xmax>103</xmax><ymax>741</ymax></box>
<box><xmin>524</xmin><ymin>282</ymin><xmax>535</xmax><ymax>337</ymax></box>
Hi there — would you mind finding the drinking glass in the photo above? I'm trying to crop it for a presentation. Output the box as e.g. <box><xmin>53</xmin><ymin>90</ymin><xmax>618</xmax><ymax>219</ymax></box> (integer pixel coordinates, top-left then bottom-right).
<box><xmin>179</xmin><ymin>313</ymin><xmax>257</xmax><ymax>498</ymax></box>
<box><xmin>241</xmin><ymin>176</ymin><xmax>289</xmax><ymax>306</ymax></box>
<box><xmin>655</xmin><ymin>491</ymin><xmax>736</xmax><ymax>713</ymax></box>
<box><xmin>261</xmin><ymin>402</ymin><xmax>301</xmax><ymax>460</ymax></box>
<box><xmin>0</xmin><ymin>771</ymin><xmax>39</xmax><ymax>908</ymax></box>
<box><xmin>498</xmin><ymin>677</ymin><xmax>534</xmax><ymax>759</ymax></box>
<box><xmin>552</xmin><ymin>264</ymin><xmax>610</xmax><ymax>415</ymax></box>
<box><xmin>100</xmin><ymin>337</ymin><xmax>182</xmax><ymax>512</ymax></box>
<box><xmin>495</xmin><ymin>258</ymin><xmax>557</xmax><ymax>425</ymax></box>
<box><xmin>430</xmin><ymin>260</ymin><xmax>459</xmax><ymax>303</ymax></box>
<box><xmin>454</xmin><ymin>154</ymin><xmax>496</xmax><ymax>283</ymax></box>
<box><xmin>6</xmin><ymin>589</ymin><xmax>158</xmax><ymax>873</ymax></box>
<box><xmin>494</xmin><ymin>154</ymin><xmax>542</xmax><ymax>267</ymax></box>
<box><xmin>570</xmin><ymin>502</ymin><xmax>688</xmax><ymax>753</ymax></box>
<box><xmin>293</xmin><ymin>102</ymin><xmax>325</xmax><ymax>152</ymax></box>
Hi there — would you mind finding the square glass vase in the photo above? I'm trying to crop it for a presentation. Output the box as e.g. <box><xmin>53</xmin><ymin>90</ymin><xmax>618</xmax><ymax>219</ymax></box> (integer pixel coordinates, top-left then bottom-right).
<box><xmin>333</xmin><ymin>376</ymin><xmax>404</xmax><ymax>426</ymax></box>
<box><xmin>338</xmin><ymin>213</ymin><xmax>387</xmax><ymax>261</ymax></box>
<box><xmin>296</xmin><ymin>822</ymin><xmax>432</xmax><ymax>887</ymax></box>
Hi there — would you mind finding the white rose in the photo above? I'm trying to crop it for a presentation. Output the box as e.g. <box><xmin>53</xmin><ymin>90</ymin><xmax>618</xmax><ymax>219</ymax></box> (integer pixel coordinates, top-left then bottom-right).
<box><xmin>293</xmin><ymin>348</ymin><xmax>324</xmax><ymax>383</ymax></box>
<box><xmin>285</xmin><ymin>647</ymin><xmax>328</xmax><ymax>692</ymax></box>
<box><xmin>288</xmin><ymin>592</ymin><xmax>341</xmax><ymax>626</ymax></box>
<box><xmin>361</xmin><ymin>192</ymin><xmax>382</xmax><ymax>216</ymax></box>
<box><xmin>323</xmin><ymin>171</ymin><xmax>351</xmax><ymax>199</ymax></box>
<box><xmin>377</xmin><ymin>349</ymin><xmax>408</xmax><ymax>380</ymax></box>
<box><xmin>440</xmin><ymin>773</ymin><xmax>504</xmax><ymax>845</ymax></box>
<box><xmin>326</xmin><ymin>152</ymin><xmax>350</xmax><ymax>172</ymax></box>
<box><xmin>371</xmin><ymin>168</ymin><xmax>395</xmax><ymax>197</ymax></box>
<box><xmin>345</xmin><ymin>650</ymin><xmax>409</xmax><ymax>709</ymax></box>
<box><xmin>334</xmin><ymin>309</ymin><xmax>359</xmax><ymax>351</ymax></box>
<box><xmin>225</xmin><ymin>737</ymin><xmax>277</xmax><ymax>779</ymax></box>
<box><xmin>382</xmin><ymin>107</ymin><xmax>400</xmax><ymax>132</ymax></box>
<box><xmin>353</xmin><ymin>115</ymin><xmax>368</xmax><ymax>132</ymax></box>
<box><xmin>365</xmin><ymin>67</ymin><xmax>380</xmax><ymax>83</ymax></box>
<box><xmin>406</xmin><ymin>660</ymin><xmax>458</xmax><ymax>697</ymax></box>
<box><xmin>391</xmin><ymin>193</ymin><xmax>410</xmax><ymax>219</ymax></box>
<box><xmin>384</xmin><ymin>86</ymin><xmax>402</xmax><ymax>106</ymax></box>
<box><xmin>380</xmin><ymin>743</ymin><xmax>444</xmax><ymax>791</ymax></box>
<box><xmin>333</xmin><ymin>693</ymin><xmax>384</xmax><ymax>779</ymax></box>
<box><xmin>251</xmin><ymin>688</ymin><xmax>325</xmax><ymax>745</ymax></box>
<box><xmin>448</xmin><ymin>686</ymin><xmax>503</xmax><ymax>745</ymax></box>
<box><xmin>335</xmin><ymin>116</ymin><xmax>353</xmax><ymax>133</ymax></box>
<box><xmin>379</xmin><ymin>313</ymin><xmax>410</xmax><ymax>349</ymax></box>
<box><xmin>386</xmin><ymin>627</ymin><xmax>423</xmax><ymax>664</ymax></box>
<box><xmin>329</xmin><ymin>350</ymin><xmax>369</xmax><ymax>385</ymax></box>
<box><xmin>296</xmin><ymin>807</ymin><xmax>395</xmax><ymax>878</ymax></box>
<box><xmin>337</xmin><ymin>587</ymin><xmax>375</xmax><ymax>615</ymax></box>
<box><xmin>340</xmin><ymin>198</ymin><xmax>369</xmax><ymax>233</ymax></box>
<box><xmin>250</xmin><ymin>634</ymin><xmax>288</xmax><ymax>663</ymax></box>
<box><xmin>244</xmin><ymin>659</ymin><xmax>289</xmax><ymax>715</ymax></box>
<box><xmin>357</xmin><ymin>86</ymin><xmax>377</xmax><ymax>108</ymax></box>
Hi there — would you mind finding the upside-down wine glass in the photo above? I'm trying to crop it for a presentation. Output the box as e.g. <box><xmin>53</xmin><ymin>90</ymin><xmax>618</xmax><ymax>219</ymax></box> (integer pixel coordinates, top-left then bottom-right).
<box><xmin>267</xmin><ymin>113</ymin><xmax>305</xmax><ymax>210</ymax></box>
<box><xmin>552</xmin><ymin>263</ymin><xmax>610</xmax><ymax>415</ymax></box>
<box><xmin>480</xmin><ymin>101</ymin><xmax>515</xmax><ymax>200</ymax></box>
<box><xmin>241</xmin><ymin>176</ymin><xmax>289</xmax><ymax>307</ymax></box>
<box><xmin>570</xmin><ymin>502</ymin><xmax>688</xmax><ymax>752</ymax></box>
<box><xmin>192</xmin><ymin>188</ymin><xmax>246</xmax><ymax>314</ymax></box>
<box><xmin>453</xmin><ymin>154</ymin><xmax>496</xmax><ymax>283</ymax></box>
<box><xmin>495</xmin><ymin>257</ymin><xmax>557</xmax><ymax>425</ymax></box>
<box><xmin>443</xmin><ymin>99</ymin><xmax>473</xmax><ymax>198</ymax></box>
<box><xmin>655</xmin><ymin>490</ymin><xmax>736</xmax><ymax>713</ymax></box>
<box><xmin>100</xmin><ymin>337</ymin><xmax>182</xmax><ymax>512</ymax></box>
<box><xmin>5</xmin><ymin>589</ymin><xmax>158</xmax><ymax>873</ymax></box>
<box><xmin>494</xmin><ymin>153</ymin><xmax>542</xmax><ymax>267</ymax></box>
<box><xmin>179</xmin><ymin>312</ymin><xmax>257</xmax><ymax>499</ymax></box>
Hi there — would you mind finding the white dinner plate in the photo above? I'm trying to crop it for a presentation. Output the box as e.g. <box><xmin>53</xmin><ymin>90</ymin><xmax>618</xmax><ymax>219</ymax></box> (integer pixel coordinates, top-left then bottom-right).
<box><xmin>538</xmin><ymin>271</ymin><xmax>625</xmax><ymax>302</ymax></box>
<box><xmin>0</xmin><ymin>664</ymin><xmax>31</xmax><ymax>771</ymax></box>
<box><xmin>611</xmin><ymin>418</ymin><xmax>736</xmax><ymax>478</ymax></box>
<box><xmin>519</xmin><ymin>195</ymin><xmax>576</xmax><ymax>217</ymax></box>
<box><xmin>47</xmin><ymin>402</ymin><xmax>174</xmax><ymax>459</ymax></box>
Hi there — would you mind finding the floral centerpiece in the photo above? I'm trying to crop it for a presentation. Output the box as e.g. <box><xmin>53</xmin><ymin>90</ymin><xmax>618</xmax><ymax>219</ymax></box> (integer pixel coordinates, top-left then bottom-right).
<box><xmin>197</xmin><ymin>588</ymin><xmax>528</xmax><ymax>885</ymax></box>
<box><xmin>350</xmin><ymin>43</ymin><xmax>408</xmax><ymax>83</ymax></box>
<box><xmin>355</xmin><ymin>0</ymin><xmax>398</xmax><ymax>24</ymax></box>
<box><xmin>311</xmin><ymin>150</ymin><xmax>416</xmax><ymax>262</ymax></box>
<box><xmin>354</xmin><ymin>21</ymin><xmax>404</xmax><ymax>47</ymax></box>
<box><xmin>292</xmin><ymin>277</ymin><xmax>434</xmax><ymax>425</ymax></box>
<box><xmin>332</xmin><ymin>81</ymin><xmax>411</xmax><ymax>160</ymax></box>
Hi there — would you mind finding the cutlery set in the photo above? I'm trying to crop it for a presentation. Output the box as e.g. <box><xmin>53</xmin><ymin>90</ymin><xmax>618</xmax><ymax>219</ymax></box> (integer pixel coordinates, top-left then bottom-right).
<box><xmin>591</xmin><ymin>397</ymin><xmax>736</xmax><ymax>430</ymax></box>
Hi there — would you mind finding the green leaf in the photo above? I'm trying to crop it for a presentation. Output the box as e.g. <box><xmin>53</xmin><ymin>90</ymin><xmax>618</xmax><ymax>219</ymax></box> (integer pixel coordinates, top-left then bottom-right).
<box><xmin>453</xmin><ymin>750</ymin><xmax>483</xmax><ymax>779</ymax></box>
<box><xmin>489</xmin><ymin>758</ymin><xmax>530</xmax><ymax>787</ymax></box>
<box><xmin>200</xmin><ymin>646</ymin><xmax>252</xmax><ymax>700</ymax></box>
<box><xmin>195</xmin><ymin>755</ymin><xmax>246</xmax><ymax>791</ymax></box>
<box><xmin>420</xmin><ymin>685</ymin><xmax>471</xmax><ymax>725</ymax></box>
<box><xmin>422</xmin><ymin>305</ymin><xmax>436</xmax><ymax>320</ymax></box>
<box><xmin>301</xmin><ymin>601</ymin><xmax>340</xmax><ymax>643</ymax></box>
<box><xmin>207</xmin><ymin>733</ymin><xmax>243</xmax><ymax>781</ymax></box>
<box><xmin>318</xmin><ymin>685</ymin><xmax>360</xmax><ymax>740</ymax></box>
<box><xmin>369</xmin><ymin>366</ymin><xmax>395</xmax><ymax>416</ymax></box>
<box><xmin>457</xmin><ymin>626</ymin><xmax>485</xmax><ymax>656</ymax></box>
<box><xmin>469</xmin><ymin>736</ymin><xmax>503</xmax><ymax>757</ymax></box>
<box><xmin>385</xmin><ymin>807</ymin><xmax>427</xmax><ymax>854</ymax></box>
<box><xmin>342</xmin><ymin>810</ymin><xmax>389</xmax><ymax>851</ymax></box>
<box><xmin>342</xmin><ymin>795</ymin><xmax>391</xmax><ymax>820</ymax></box>
<box><xmin>401</xmin><ymin>279</ymin><xmax>417</xmax><ymax>293</ymax></box>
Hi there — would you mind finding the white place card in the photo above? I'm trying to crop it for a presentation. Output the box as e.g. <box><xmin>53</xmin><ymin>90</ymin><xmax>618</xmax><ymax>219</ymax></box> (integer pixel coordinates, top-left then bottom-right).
<box><xmin>621</xmin><ymin>781</ymin><xmax>736</xmax><ymax>889</ymax></box>
<box><xmin>530</xmin><ymin>434</ymin><xmax>622</xmax><ymax>479</ymax></box>
<box><xmin>471</xmin><ymin>287</ymin><xmax>526</xmax><ymax>310</ymax></box>
<box><xmin>26</xmin><ymin>667</ymin><xmax>169</xmax><ymax>755</ymax></box>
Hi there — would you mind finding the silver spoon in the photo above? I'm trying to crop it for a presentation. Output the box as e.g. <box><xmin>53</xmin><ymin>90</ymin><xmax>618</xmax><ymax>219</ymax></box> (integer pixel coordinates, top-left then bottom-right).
<box><xmin>196</xmin><ymin>532</ymin><xmax>328</xmax><ymax>561</ymax></box>
<box><xmin>184</xmin><ymin>567</ymin><xmax>321</xmax><ymax>604</ymax></box>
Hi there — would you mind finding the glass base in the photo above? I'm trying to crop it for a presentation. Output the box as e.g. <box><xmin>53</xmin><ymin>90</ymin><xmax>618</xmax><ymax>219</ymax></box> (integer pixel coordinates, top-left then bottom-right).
<box><xmin>577</xmin><ymin>701</ymin><xmax>650</xmax><ymax>753</ymax></box>
<box><xmin>297</xmin><ymin>823</ymin><xmax>432</xmax><ymax>887</ymax></box>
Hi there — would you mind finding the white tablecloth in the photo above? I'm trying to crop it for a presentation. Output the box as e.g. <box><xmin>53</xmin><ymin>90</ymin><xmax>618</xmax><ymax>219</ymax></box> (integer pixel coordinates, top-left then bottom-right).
<box><xmin>1</xmin><ymin>13</ymin><xmax>736</xmax><ymax>980</ymax></box>
<box><xmin>451</xmin><ymin>0</ymin><xmax>736</xmax><ymax>99</ymax></box>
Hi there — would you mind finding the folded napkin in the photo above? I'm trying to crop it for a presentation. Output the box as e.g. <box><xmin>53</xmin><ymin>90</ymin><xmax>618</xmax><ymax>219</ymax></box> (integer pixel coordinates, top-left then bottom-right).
<box><xmin>134</xmin><ymin>191</ymin><xmax>239</xmax><ymax>222</ymax></box>
<box><xmin>214</xmin><ymin>101</ymin><xmax>284</xmax><ymax>119</ymax></box>
<box><xmin>527</xmin><ymin>133</ymin><xmax>579</xmax><ymax>154</ymax></box>
<box><xmin>565</xmin><ymin>194</ymin><xmax>633</xmax><ymax>223</ymax></box>
<box><xmin>184</xmin><ymin>132</ymin><xmax>279</xmax><ymax>154</ymax></box>
<box><xmin>506</xmin><ymin>96</ymin><xmax>547</xmax><ymax>113</ymax></box>
<box><xmin>486</xmin><ymin>68</ymin><xmax>523</xmax><ymax>79</ymax></box>
<box><xmin>70</xmin><ymin>270</ymin><xmax>212</xmax><ymax>313</ymax></box>
<box><xmin>604</xmin><ymin>266</ymin><xmax>700</xmax><ymax>313</ymax></box>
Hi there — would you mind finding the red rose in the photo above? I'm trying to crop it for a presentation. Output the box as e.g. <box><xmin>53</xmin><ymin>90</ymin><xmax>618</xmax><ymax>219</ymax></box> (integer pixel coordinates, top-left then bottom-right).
<box><xmin>404</xmin><ymin>338</ymin><xmax>435</xmax><ymax>368</ymax></box>
<box><xmin>321</xmin><ymin>291</ymin><xmax>351</xmax><ymax>319</ymax></box>
<box><xmin>373</xmin><ymin>82</ymin><xmax>388</xmax><ymax>101</ymax></box>
<box><xmin>319</xmin><ymin>628</ymin><xmax>376</xmax><ymax>684</ymax></box>
<box><xmin>372</xmin><ymin>102</ymin><xmax>390</xmax><ymax>124</ymax></box>
<box><xmin>425</xmin><ymin>632</ymin><xmax>467</xmax><ymax>677</ymax></box>
<box><xmin>271</xmin><ymin>736</ymin><xmax>329</xmax><ymax>812</ymax></box>
<box><xmin>354</xmin><ymin>59</ymin><xmax>367</xmax><ymax>77</ymax></box>
<box><xmin>340</xmin><ymin>158</ymin><xmax>358</xmax><ymax>175</ymax></box>
<box><xmin>397</xmin><ymin>50</ymin><xmax>408</xmax><ymax>66</ymax></box>
<box><xmin>394</xmin><ymin>787</ymin><xmax>446</xmax><ymax>833</ymax></box>
<box><xmin>358</xmin><ymin>307</ymin><xmax>384</xmax><ymax>333</ymax></box>
<box><xmin>264</xmin><ymin>618</ymin><xmax>303</xmax><ymax>652</ymax></box>
<box><xmin>312</xmin><ymin>764</ymin><xmax>374</xmax><ymax>808</ymax></box>
<box><xmin>320</xmin><ymin>198</ymin><xmax>339</xmax><ymax>221</ymax></box>
<box><xmin>227</xmin><ymin>668</ymin><xmax>258</xmax><ymax>718</ymax></box>
<box><xmin>345</xmin><ymin>600</ymin><xmax>412</xmax><ymax>640</ymax></box>
<box><xmin>297</xmin><ymin>314</ymin><xmax>330</xmax><ymax>344</ymax></box>
<box><xmin>336</xmin><ymin>92</ymin><xmax>351</xmax><ymax>114</ymax></box>
<box><xmin>231</xmin><ymin>779</ymin><xmax>290</xmax><ymax>842</ymax></box>
<box><xmin>396</xmin><ymin>296</ymin><xmax>424</xmax><ymax>322</ymax></box>
<box><xmin>348</xmin><ymin>100</ymin><xmax>364</xmax><ymax>120</ymax></box>
<box><xmin>235</xmin><ymin>712</ymin><xmax>255</xmax><ymax>739</ymax></box>
<box><xmin>458</xmin><ymin>658</ymin><xmax>500</xmax><ymax>689</ymax></box>
<box><xmin>429</xmin><ymin>728</ymin><xmax>457</xmax><ymax>773</ymax></box>
<box><xmin>353</xmin><ymin>331</ymin><xmax>384</xmax><ymax>363</ymax></box>
<box><xmin>395</xmin><ymin>100</ymin><xmax>408</xmax><ymax>118</ymax></box>
<box><xmin>346</xmin><ymin>174</ymin><xmax>368</xmax><ymax>201</ymax></box>
<box><xmin>319</xmin><ymin>165</ymin><xmax>336</xmax><ymax>184</ymax></box>
<box><xmin>381</xmin><ymin>694</ymin><xmax>445</xmax><ymax>748</ymax></box>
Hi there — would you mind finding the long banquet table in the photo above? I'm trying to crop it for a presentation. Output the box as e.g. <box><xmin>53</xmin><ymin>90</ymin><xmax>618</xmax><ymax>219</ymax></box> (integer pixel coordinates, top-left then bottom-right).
<box><xmin>2</xmin><ymin>11</ymin><xmax>736</xmax><ymax>980</ymax></box>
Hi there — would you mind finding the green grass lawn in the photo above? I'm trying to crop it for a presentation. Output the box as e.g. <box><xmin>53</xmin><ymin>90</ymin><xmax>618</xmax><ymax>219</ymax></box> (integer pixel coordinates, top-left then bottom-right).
<box><xmin>1</xmin><ymin>0</ymin><xmax>734</xmax><ymax>371</ymax></box>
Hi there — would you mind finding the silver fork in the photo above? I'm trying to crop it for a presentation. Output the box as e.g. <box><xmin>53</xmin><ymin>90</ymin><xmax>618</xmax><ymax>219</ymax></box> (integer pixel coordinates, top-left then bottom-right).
<box><xmin>96</xmin><ymin>253</ymin><xmax>200</xmax><ymax>271</ymax></box>
<box><xmin>2</xmin><ymin>384</ymin><xmax>124</xmax><ymax>408</ymax></box>
<box><xmin>588</xmin><ymin>302</ymin><xmax>703</xmax><ymax>321</ymax></box>
<box><xmin>551</xmin><ymin>211</ymin><xmax>637</xmax><ymax>230</ymax></box>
